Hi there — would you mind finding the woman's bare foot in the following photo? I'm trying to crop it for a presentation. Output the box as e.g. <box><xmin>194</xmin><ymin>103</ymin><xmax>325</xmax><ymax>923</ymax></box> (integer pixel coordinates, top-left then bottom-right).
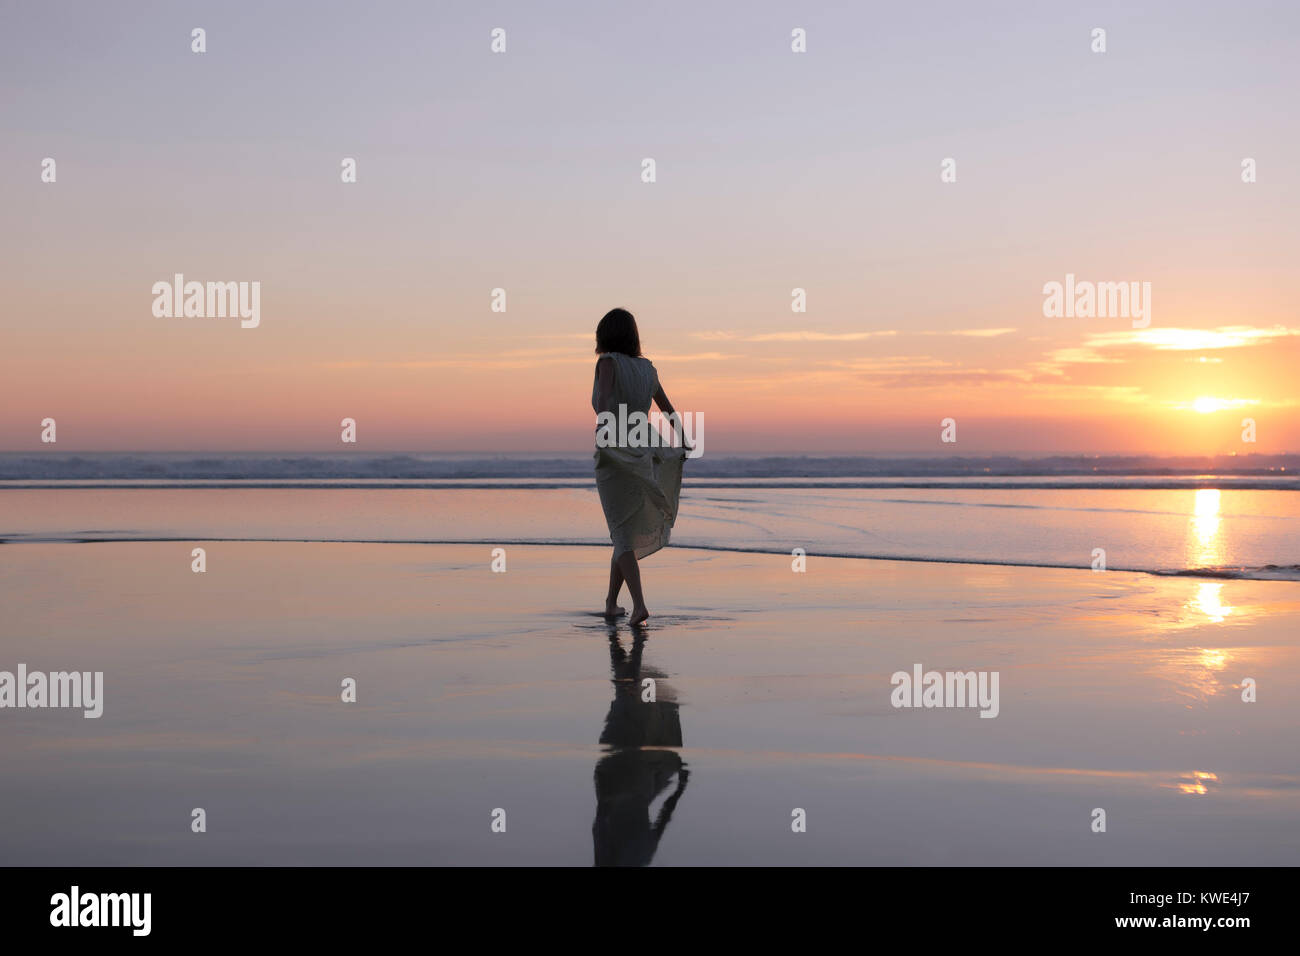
<box><xmin>603</xmin><ymin>604</ymin><xmax>626</xmax><ymax>618</ymax></box>
<box><xmin>629</xmin><ymin>605</ymin><xmax>650</xmax><ymax>626</ymax></box>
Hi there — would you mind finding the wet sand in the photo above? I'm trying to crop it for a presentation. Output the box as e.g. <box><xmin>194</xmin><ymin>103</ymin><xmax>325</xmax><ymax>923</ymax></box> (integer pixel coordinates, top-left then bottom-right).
<box><xmin>1</xmin><ymin>541</ymin><xmax>1296</xmax><ymax>865</ymax></box>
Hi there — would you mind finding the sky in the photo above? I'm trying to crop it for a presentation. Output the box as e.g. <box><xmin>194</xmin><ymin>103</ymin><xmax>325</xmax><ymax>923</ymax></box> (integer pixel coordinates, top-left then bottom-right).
<box><xmin>2</xmin><ymin>0</ymin><xmax>1298</xmax><ymax>455</ymax></box>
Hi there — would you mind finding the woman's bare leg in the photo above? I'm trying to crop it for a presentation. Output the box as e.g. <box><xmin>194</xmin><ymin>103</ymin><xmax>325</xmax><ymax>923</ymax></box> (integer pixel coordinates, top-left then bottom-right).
<box><xmin>615</xmin><ymin>550</ymin><xmax>649</xmax><ymax>625</ymax></box>
<box><xmin>604</xmin><ymin>556</ymin><xmax>626</xmax><ymax>617</ymax></box>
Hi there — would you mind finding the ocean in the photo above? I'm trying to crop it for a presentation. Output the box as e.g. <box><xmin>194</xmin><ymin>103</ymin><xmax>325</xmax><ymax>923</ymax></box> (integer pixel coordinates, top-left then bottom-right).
<box><xmin>3</xmin><ymin>453</ymin><xmax>1297</xmax><ymax>579</ymax></box>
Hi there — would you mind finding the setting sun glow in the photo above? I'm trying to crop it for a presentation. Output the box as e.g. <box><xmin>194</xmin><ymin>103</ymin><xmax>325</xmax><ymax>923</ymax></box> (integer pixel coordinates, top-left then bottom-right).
<box><xmin>1193</xmin><ymin>397</ymin><xmax>1231</xmax><ymax>414</ymax></box>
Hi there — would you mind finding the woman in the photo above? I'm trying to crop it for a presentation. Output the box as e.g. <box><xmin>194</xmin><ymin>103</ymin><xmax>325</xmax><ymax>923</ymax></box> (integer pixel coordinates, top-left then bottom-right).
<box><xmin>591</xmin><ymin>308</ymin><xmax>687</xmax><ymax>626</ymax></box>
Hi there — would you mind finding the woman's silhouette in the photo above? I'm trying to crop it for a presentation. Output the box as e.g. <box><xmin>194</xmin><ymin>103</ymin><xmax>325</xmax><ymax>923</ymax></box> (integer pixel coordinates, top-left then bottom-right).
<box><xmin>591</xmin><ymin>308</ymin><xmax>688</xmax><ymax>626</ymax></box>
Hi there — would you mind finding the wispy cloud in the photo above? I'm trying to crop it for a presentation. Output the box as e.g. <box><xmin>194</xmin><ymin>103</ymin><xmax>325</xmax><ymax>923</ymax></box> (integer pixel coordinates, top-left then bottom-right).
<box><xmin>321</xmin><ymin>349</ymin><xmax>592</xmax><ymax>371</ymax></box>
<box><xmin>862</xmin><ymin>368</ymin><xmax>1028</xmax><ymax>388</ymax></box>
<box><xmin>749</xmin><ymin>330</ymin><xmax>900</xmax><ymax>342</ymax></box>
<box><xmin>690</xmin><ymin>330</ymin><xmax>739</xmax><ymax>341</ymax></box>
<box><xmin>653</xmin><ymin>351</ymin><xmax>735</xmax><ymax>361</ymax></box>
<box><xmin>1033</xmin><ymin>325</ymin><xmax>1300</xmax><ymax>379</ymax></box>
<box><xmin>1166</xmin><ymin>397</ymin><xmax>1260</xmax><ymax>411</ymax></box>
<box><xmin>828</xmin><ymin>356</ymin><xmax>957</xmax><ymax>371</ymax></box>
<box><xmin>694</xmin><ymin>327</ymin><xmax>1016</xmax><ymax>342</ymax></box>
<box><xmin>1083</xmin><ymin>326</ymin><xmax>1300</xmax><ymax>351</ymax></box>
<box><xmin>320</xmin><ymin>346</ymin><xmax>734</xmax><ymax>372</ymax></box>
<box><xmin>1039</xmin><ymin>347</ymin><xmax>1122</xmax><ymax>367</ymax></box>
<box><xmin>940</xmin><ymin>327</ymin><xmax>1018</xmax><ymax>337</ymax></box>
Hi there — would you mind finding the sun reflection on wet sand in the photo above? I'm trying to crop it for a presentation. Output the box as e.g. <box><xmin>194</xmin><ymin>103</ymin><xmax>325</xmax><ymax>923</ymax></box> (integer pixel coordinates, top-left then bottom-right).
<box><xmin>1198</xmin><ymin>648</ymin><xmax>1228</xmax><ymax>670</ymax></box>
<box><xmin>1140</xmin><ymin>580</ymin><xmax>1249</xmax><ymax>703</ymax></box>
<box><xmin>1141</xmin><ymin>580</ymin><xmax>1247</xmax><ymax>636</ymax></box>
<box><xmin>1190</xmin><ymin>582</ymin><xmax>1233</xmax><ymax>624</ymax></box>
<box><xmin>1149</xmin><ymin>647</ymin><xmax>1234</xmax><ymax>703</ymax></box>
<box><xmin>1170</xmin><ymin>770</ymin><xmax>1220</xmax><ymax>796</ymax></box>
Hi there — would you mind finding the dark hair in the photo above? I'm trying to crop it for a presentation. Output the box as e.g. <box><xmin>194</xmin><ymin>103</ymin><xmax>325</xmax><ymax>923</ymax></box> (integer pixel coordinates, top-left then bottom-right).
<box><xmin>595</xmin><ymin>308</ymin><xmax>641</xmax><ymax>357</ymax></box>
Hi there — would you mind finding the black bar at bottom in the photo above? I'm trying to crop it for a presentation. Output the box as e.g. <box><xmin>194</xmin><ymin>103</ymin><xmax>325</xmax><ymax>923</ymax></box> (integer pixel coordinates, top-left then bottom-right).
<box><xmin>0</xmin><ymin>866</ymin><xmax>1284</xmax><ymax>941</ymax></box>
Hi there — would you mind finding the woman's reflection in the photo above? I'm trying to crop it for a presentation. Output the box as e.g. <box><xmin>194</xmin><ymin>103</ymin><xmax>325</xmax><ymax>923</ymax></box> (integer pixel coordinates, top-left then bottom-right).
<box><xmin>592</xmin><ymin>627</ymin><xmax>689</xmax><ymax>866</ymax></box>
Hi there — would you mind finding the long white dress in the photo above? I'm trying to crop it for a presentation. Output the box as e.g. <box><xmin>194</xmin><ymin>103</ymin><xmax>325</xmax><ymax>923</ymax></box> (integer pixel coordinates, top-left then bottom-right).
<box><xmin>592</xmin><ymin>352</ymin><xmax>686</xmax><ymax>560</ymax></box>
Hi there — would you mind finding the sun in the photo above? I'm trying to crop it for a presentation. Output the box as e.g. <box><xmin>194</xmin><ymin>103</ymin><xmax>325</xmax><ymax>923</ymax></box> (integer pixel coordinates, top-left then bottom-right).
<box><xmin>1179</xmin><ymin>396</ymin><xmax>1256</xmax><ymax>414</ymax></box>
<box><xmin>1192</xmin><ymin>396</ymin><xmax>1230</xmax><ymax>414</ymax></box>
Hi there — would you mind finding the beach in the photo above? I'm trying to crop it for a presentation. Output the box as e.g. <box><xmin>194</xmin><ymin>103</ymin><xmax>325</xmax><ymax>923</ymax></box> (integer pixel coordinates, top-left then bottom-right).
<box><xmin>4</xmin><ymin>0</ymin><xmax>1299</xmax><ymax>913</ymax></box>
<box><xmin>2</xmin><ymin>537</ymin><xmax>1296</xmax><ymax>865</ymax></box>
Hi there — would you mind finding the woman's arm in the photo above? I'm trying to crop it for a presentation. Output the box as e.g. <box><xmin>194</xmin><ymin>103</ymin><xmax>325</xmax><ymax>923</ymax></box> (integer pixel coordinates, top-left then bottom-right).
<box><xmin>653</xmin><ymin>384</ymin><xmax>674</xmax><ymax>417</ymax></box>
<box><xmin>593</xmin><ymin>356</ymin><xmax>615</xmax><ymax>415</ymax></box>
<box><xmin>654</xmin><ymin>383</ymin><xmax>691</xmax><ymax>449</ymax></box>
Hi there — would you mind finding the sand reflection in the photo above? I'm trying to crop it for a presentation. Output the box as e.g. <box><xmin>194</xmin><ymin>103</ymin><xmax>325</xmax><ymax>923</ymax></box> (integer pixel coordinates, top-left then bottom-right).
<box><xmin>1168</xmin><ymin>770</ymin><xmax>1220</xmax><ymax>796</ymax></box>
<box><xmin>1189</xmin><ymin>582</ymin><xmax>1233</xmax><ymax>623</ymax></box>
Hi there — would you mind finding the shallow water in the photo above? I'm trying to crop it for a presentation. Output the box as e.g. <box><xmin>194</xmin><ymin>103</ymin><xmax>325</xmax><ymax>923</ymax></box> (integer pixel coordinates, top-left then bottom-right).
<box><xmin>3</xmin><ymin>484</ymin><xmax>1298</xmax><ymax>578</ymax></box>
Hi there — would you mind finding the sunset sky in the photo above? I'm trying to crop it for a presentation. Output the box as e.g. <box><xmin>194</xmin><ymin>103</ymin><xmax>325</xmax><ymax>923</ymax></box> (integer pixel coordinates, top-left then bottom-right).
<box><xmin>3</xmin><ymin>1</ymin><xmax>1298</xmax><ymax>454</ymax></box>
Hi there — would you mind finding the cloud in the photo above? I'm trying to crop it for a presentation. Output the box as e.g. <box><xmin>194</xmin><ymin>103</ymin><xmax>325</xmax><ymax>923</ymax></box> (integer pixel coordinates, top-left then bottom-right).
<box><xmin>1167</xmin><ymin>397</ymin><xmax>1260</xmax><ymax>412</ymax></box>
<box><xmin>1039</xmin><ymin>347</ymin><xmax>1122</xmax><ymax>367</ymax></box>
<box><xmin>867</xmin><ymin>369</ymin><xmax>1028</xmax><ymax>388</ymax></box>
<box><xmin>1083</xmin><ymin>326</ymin><xmax>1300</xmax><ymax>351</ymax></box>
<box><xmin>693</xmin><ymin>327</ymin><xmax>1017</xmax><ymax>342</ymax></box>
<box><xmin>321</xmin><ymin>351</ymin><xmax>592</xmax><ymax>371</ymax></box>
<box><xmin>1033</xmin><ymin>325</ymin><xmax>1300</xmax><ymax>380</ymax></box>
<box><xmin>744</xmin><ymin>330</ymin><xmax>900</xmax><ymax>342</ymax></box>
<box><xmin>320</xmin><ymin>346</ymin><xmax>734</xmax><ymax>372</ymax></box>
<box><xmin>691</xmin><ymin>330</ymin><xmax>740</xmax><ymax>341</ymax></box>
<box><xmin>653</xmin><ymin>351</ymin><xmax>735</xmax><ymax>361</ymax></box>
<box><xmin>828</xmin><ymin>356</ymin><xmax>957</xmax><ymax>371</ymax></box>
<box><xmin>929</xmin><ymin>327</ymin><xmax>1018</xmax><ymax>337</ymax></box>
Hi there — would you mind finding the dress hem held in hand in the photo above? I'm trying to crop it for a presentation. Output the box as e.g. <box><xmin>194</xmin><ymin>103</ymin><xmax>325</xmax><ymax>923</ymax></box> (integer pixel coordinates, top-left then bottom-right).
<box><xmin>592</xmin><ymin>351</ymin><xmax>687</xmax><ymax>560</ymax></box>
